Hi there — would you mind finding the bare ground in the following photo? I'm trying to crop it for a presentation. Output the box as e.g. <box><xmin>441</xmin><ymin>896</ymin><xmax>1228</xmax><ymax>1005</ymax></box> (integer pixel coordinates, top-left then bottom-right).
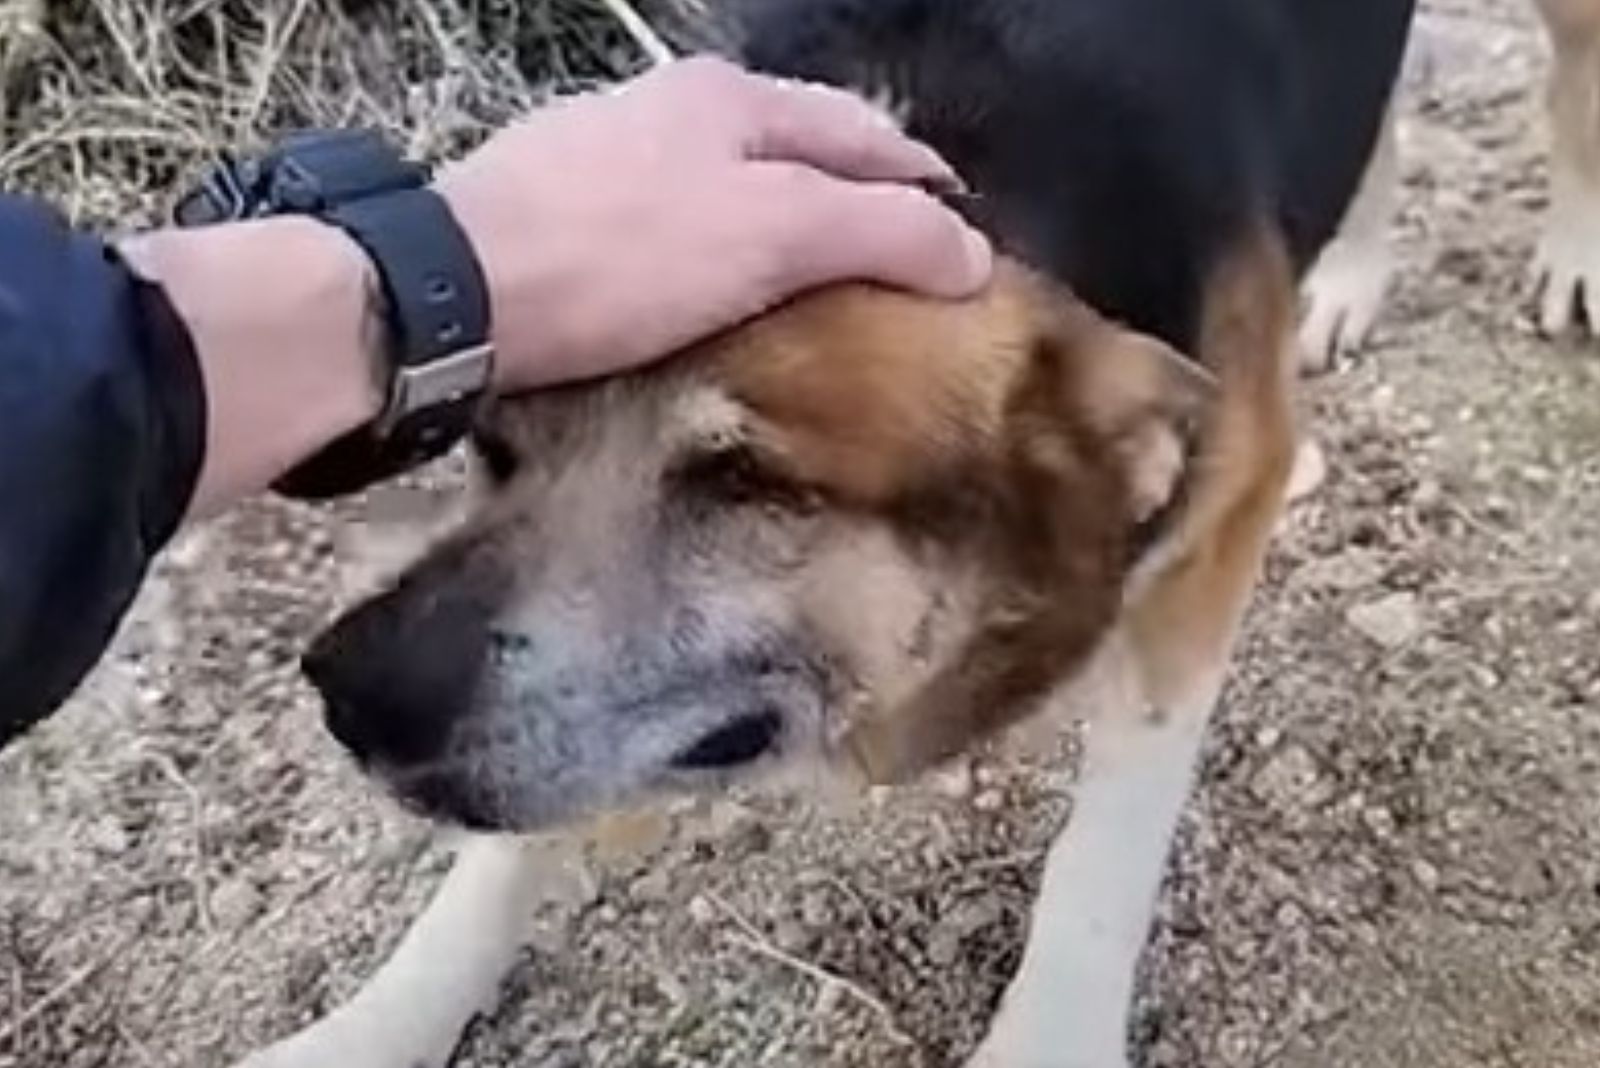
<box><xmin>2</xmin><ymin>0</ymin><xmax>1599</xmax><ymax>1066</ymax></box>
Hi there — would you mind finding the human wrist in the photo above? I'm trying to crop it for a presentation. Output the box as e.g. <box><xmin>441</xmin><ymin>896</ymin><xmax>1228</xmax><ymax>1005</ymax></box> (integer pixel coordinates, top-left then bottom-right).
<box><xmin>430</xmin><ymin>176</ymin><xmax>567</xmax><ymax>391</ymax></box>
<box><xmin>119</xmin><ymin>215</ymin><xmax>385</xmax><ymax>517</ymax></box>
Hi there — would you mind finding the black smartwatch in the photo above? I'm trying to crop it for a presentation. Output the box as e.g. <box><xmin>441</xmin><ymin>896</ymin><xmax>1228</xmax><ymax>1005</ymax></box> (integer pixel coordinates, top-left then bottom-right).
<box><xmin>172</xmin><ymin>128</ymin><xmax>494</xmax><ymax>500</ymax></box>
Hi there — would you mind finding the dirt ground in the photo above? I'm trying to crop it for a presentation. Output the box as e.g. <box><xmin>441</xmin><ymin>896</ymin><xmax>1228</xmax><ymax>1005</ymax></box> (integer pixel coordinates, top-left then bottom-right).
<box><xmin>2</xmin><ymin>0</ymin><xmax>1599</xmax><ymax>1066</ymax></box>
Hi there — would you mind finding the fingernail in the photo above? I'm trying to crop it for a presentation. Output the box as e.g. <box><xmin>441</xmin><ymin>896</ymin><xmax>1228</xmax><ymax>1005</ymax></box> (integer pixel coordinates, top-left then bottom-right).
<box><xmin>919</xmin><ymin>165</ymin><xmax>967</xmax><ymax>196</ymax></box>
<box><xmin>961</xmin><ymin>226</ymin><xmax>994</xmax><ymax>287</ymax></box>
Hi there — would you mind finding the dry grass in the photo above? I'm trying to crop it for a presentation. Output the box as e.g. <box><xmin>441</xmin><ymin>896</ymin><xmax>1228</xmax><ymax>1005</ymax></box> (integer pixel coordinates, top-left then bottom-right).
<box><xmin>3</xmin><ymin>2</ymin><xmax>1598</xmax><ymax>1067</ymax></box>
<box><xmin>0</xmin><ymin>0</ymin><xmax>705</xmax><ymax>227</ymax></box>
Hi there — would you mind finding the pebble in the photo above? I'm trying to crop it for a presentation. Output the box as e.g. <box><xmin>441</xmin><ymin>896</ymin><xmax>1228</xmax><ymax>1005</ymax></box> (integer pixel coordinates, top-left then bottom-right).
<box><xmin>1347</xmin><ymin>592</ymin><xmax>1424</xmax><ymax>648</ymax></box>
<box><xmin>1297</xmin><ymin>548</ymin><xmax>1387</xmax><ymax>592</ymax></box>
<box><xmin>931</xmin><ymin>760</ymin><xmax>973</xmax><ymax>799</ymax></box>
<box><xmin>1287</xmin><ymin>438</ymin><xmax>1328</xmax><ymax>502</ymax></box>
<box><xmin>687</xmin><ymin>895</ymin><xmax>717</xmax><ymax>926</ymax></box>
<box><xmin>1412</xmin><ymin>859</ymin><xmax>1441</xmax><ymax>892</ymax></box>
<box><xmin>1251</xmin><ymin>745</ymin><xmax>1328</xmax><ymax>809</ymax></box>
<box><xmin>210</xmin><ymin>877</ymin><xmax>264</xmax><ymax>929</ymax></box>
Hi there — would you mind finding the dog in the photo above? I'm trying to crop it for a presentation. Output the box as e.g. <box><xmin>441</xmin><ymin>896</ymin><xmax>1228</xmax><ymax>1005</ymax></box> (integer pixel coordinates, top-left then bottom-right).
<box><xmin>1299</xmin><ymin>0</ymin><xmax>1600</xmax><ymax>367</ymax></box>
<box><xmin>235</xmin><ymin>2</ymin><xmax>1420</xmax><ymax>1066</ymax></box>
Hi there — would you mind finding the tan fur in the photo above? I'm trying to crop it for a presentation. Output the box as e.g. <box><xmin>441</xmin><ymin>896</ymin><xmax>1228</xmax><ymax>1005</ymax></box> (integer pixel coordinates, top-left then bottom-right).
<box><xmin>1123</xmin><ymin>229</ymin><xmax>1299</xmax><ymax>711</ymax></box>
<box><xmin>695</xmin><ymin>259</ymin><xmax>1218</xmax><ymax>782</ymax></box>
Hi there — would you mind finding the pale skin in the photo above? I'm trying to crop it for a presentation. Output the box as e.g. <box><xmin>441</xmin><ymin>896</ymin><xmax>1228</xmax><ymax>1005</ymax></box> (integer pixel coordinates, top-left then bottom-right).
<box><xmin>116</xmin><ymin>56</ymin><xmax>994</xmax><ymax>520</ymax></box>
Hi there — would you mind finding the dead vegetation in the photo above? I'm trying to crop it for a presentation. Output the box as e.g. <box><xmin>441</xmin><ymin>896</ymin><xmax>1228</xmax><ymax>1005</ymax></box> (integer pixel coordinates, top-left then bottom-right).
<box><xmin>0</xmin><ymin>1</ymin><xmax>1597</xmax><ymax>1067</ymax></box>
<box><xmin>0</xmin><ymin>0</ymin><xmax>702</xmax><ymax>225</ymax></box>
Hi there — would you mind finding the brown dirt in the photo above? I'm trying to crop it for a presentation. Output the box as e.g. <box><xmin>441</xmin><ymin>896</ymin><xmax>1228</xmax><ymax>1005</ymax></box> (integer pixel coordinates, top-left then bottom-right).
<box><xmin>2</xmin><ymin>1</ymin><xmax>1598</xmax><ymax>1066</ymax></box>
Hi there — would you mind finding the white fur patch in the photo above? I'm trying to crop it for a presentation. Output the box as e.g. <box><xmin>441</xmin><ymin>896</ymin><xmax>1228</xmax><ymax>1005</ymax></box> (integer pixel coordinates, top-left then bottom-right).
<box><xmin>854</xmin><ymin>77</ymin><xmax>914</xmax><ymax>129</ymax></box>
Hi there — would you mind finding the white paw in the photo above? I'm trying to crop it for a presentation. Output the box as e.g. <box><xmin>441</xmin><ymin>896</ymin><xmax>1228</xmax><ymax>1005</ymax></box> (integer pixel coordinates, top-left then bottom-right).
<box><xmin>234</xmin><ymin>1017</ymin><xmax>455</xmax><ymax>1068</ymax></box>
<box><xmin>1531</xmin><ymin>204</ymin><xmax>1600</xmax><ymax>337</ymax></box>
<box><xmin>1297</xmin><ymin>238</ymin><xmax>1395</xmax><ymax>374</ymax></box>
<box><xmin>966</xmin><ymin>1011</ymin><xmax>1130</xmax><ymax>1068</ymax></box>
<box><xmin>964</xmin><ymin>1035</ymin><xmax>1130</xmax><ymax>1068</ymax></box>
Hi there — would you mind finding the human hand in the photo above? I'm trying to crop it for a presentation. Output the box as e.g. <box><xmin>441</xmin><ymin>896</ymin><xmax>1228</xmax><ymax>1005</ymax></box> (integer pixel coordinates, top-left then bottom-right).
<box><xmin>433</xmin><ymin>55</ymin><xmax>994</xmax><ymax>390</ymax></box>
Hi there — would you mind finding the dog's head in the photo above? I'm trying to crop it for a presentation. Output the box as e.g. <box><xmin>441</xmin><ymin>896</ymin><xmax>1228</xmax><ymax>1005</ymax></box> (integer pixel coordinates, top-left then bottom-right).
<box><xmin>302</xmin><ymin>261</ymin><xmax>1216</xmax><ymax>832</ymax></box>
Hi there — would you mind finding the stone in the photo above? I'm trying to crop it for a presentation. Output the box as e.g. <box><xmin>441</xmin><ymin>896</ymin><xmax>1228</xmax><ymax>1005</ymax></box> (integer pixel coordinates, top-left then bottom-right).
<box><xmin>1347</xmin><ymin>592</ymin><xmax>1424</xmax><ymax>648</ymax></box>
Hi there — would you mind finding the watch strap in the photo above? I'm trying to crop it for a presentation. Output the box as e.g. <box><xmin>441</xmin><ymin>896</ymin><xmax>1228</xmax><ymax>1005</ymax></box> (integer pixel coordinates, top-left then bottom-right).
<box><xmin>273</xmin><ymin>185</ymin><xmax>494</xmax><ymax>499</ymax></box>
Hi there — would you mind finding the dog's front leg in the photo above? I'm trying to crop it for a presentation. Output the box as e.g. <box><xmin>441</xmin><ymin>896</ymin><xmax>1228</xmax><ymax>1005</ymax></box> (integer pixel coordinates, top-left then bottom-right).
<box><xmin>237</xmin><ymin>834</ymin><xmax>542</xmax><ymax>1068</ymax></box>
<box><xmin>1298</xmin><ymin>98</ymin><xmax>1400</xmax><ymax>371</ymax></box>
<box><xmin>963</xmin><ymin>641</ymin><xmax>1224</xmax><ymax>1068</ymax></box>
<box><xmin>970</xmin><ymin>229</ymin><xmax>1297</xmax><ymax>1068</ymax></box>
<box><xmin>1531</xmin><ymin>0</ymin><xmax>1600</xmax><ymax>337</ymax></box>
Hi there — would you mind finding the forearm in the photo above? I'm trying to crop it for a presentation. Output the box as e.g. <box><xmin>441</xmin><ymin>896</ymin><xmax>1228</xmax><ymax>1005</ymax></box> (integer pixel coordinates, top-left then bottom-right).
<box><xmin>117</xmin><ymin>216</ymin><xmax>385</xmax><ymax>519</ymax></box>
<box><xmin>0</xmin><ymin>195</ymin><xmax>205</xmax><ymax>744</ymax></box>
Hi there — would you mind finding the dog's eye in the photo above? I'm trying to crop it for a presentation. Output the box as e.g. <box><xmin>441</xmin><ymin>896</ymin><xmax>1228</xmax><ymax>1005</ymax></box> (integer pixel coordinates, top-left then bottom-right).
<box><xmin>675</xmin><ymin>444</ymin><xmax>785</xmax><ymax>504</ymax></box>
<box><xmin>470</xmin><ymin>429</ymin><xmax>518</xmax><ymax>484</ymax></box>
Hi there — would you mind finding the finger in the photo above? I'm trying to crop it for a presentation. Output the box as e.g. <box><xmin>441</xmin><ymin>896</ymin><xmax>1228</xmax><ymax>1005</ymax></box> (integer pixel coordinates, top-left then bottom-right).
<box><xmin>738</xmin><ymin>73</ymin><xmax>966</xmax><ymax>192</ymax></box>
<box><xmin>756</xmin><ymin>164</ymin><xmax>994</xmax><ymax>299</ymax></box>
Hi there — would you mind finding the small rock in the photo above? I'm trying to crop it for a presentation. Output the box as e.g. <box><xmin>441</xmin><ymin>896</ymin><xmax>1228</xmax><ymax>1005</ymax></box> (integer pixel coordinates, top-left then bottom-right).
<box><xmin>687</xmin><ymin>895</ymin><xmax>717</xmax><ymax>925</ymax></box>
<box><xmin>527</xmin><ymin>915</ymin><xmax>572</xmax><ymax>957</ymax></box>
<box><xmin>87</xmin><ymin>816</ymin><xmax>133</xmax><ymax>857</ymax></box>
<box><xmin>1362</xmin><ymin>805</ymin><xmax>1397</xmax><ymax>836</ymax></box>
<box><xmin>974</xmin><ymin>789</ymin><xmax>1005</xmax><ymax>812</ymax></box>
<box><xmin>537</xmin><ymin>856</ymin><xmax>602</xmax><ymax>913</ymax></box>
<box><xmin>707</xmin><ymin>801</ymin><xmax>757</xmax><ymax>839</ymax></box>
<box><xmin>1251</xmin><ymin>745</ymin><xmax>1328</xmax><ymax>809</ymax></box>
<box><xmin>813</xmin><ymin>982</ymin><xmax>843</xmax><ymax>1016</ymax></box>
<box><xmin>1296</xmin><ymin>548</ymin><xmax>1387</xmax><ymax>592</ymax></box>
<box><xmin>773</xmin><ymin>918</ymin><xmax>811</xmax><ymax>953</ymax></box>
<box><xmin>631</xmin><ymin>866</ymin><xmax>674</xmax><ymax>903</ymax></box>
<box><xmin>1347</xmin><ymin>592</ymin><xmax>1423</xmax><ymax>648</ymax></box>
<box><xmin>1522</xmin><ymin>465</ymin><xmax>1555</xmax><ymax>487</ymax></box>
<box><xmin>210</xmin><ymin>877</ymin><xmax>263</xmax><ymax>929</ymax></box>
<box><xmin>1411</xmin><ymin>859</ymin><xmax>1441</xmax><ymax>892</ymax></box>
<box><xmin>1287</xmin><ymin>438</ymin><xmax>1327</xmax><ymax>502</ymax></box>
<box><xmin>799</xmin><ymin>889</ymin><xmax>833</xmax><ymax>928</ymax></box>
<box><xmin>931</xmin><ymin>760</ymin><xmax>973</xmax><ymax>799</ymax></box>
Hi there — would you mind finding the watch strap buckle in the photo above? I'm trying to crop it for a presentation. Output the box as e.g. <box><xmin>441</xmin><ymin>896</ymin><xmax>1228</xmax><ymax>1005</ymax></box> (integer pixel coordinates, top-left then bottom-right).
<box><xmin>376</xmin><ymin>342</ymin><xmax>495</xmax><ymax>439</ymax></box>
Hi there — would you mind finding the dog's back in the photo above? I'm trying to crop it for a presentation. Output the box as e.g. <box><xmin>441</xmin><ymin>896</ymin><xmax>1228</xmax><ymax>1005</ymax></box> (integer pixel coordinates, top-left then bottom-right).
<box><xmin>736</xmin><ymin>0</ymin><xmax>1415</xmax><ymax>349</ymax></box>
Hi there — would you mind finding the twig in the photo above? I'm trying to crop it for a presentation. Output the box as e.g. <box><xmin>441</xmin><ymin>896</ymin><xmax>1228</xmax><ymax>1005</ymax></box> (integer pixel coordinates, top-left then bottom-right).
<box><xmin>4</xmin><ymin>951</ymin><xmax>22</xmax><ymax>1053</ymax></box>
<box><xmin>0</xmin><ymin>938</ymin><xmax>128</xmax><ymax>1048</ymax></box>
<box><xmin>596</xmin><ymin>0</ymin><xmax>675</xmax><ymax>67</ymax></box>
<box><xmin>137</xmin><ymin>746</ymin><xmax>216</xmax><ymax>934</ymax></box>
<box><xmin>115</xmin><ymin>1022</ymin><xmax>161</xmax><ymax>1068</ymax></box>
<box><xmin>704</xmin><ymin>892</ymin><xmax>915</xmax><ymax>1047</ymax></box>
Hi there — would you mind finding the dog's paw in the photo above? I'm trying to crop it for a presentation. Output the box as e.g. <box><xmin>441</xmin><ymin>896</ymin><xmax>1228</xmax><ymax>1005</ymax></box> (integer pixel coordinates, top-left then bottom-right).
<box><xmin>963</xmin><ymin>1038</ymin><xmax>1130</xmax><ymax>1068</ymax></box>
<box><xmin>1297</xmin><ymin>237</ymin><xmax>1395</xmax><ymax>373</ymax></box>
<box><xmin>965</xmin><ymin>1014</ymin><xmax>1130</xmax><ymax>1068</ymax></box>
<box><xmin>232</xmin><ymin>1022</ymin><xmax>452</xmax><ymax>1068</ymax></box>
<box><xmin>1531</xmin><ymin>203</ymin><xmax>1600</xmax><ymax>338</ymax></box>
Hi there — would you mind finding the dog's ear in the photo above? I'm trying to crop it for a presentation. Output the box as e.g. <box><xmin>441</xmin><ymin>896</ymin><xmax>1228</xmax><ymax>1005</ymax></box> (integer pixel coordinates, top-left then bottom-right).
<box><xmin>840</xmin><ymin>297</ymin><xmax>1214</xmax><ymax>783</ymax></box>
<box><xmin>1042</xmin><ymin>304</ymin><xmax>1216</xmax><ymax>524</ymax></box>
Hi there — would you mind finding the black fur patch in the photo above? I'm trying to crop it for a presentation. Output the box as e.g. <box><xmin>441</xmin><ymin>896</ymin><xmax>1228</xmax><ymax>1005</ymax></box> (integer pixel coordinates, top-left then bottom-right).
<box><xmin>736</xmin><ymin>0</ymin><xmax>1416</xmax><ymax>349</ymax></box>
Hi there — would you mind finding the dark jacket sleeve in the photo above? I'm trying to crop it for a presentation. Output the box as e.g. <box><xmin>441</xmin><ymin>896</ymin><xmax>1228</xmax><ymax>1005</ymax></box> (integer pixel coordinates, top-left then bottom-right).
<box><xmin>0</xmin><ymin>194</ymin><xmax>206</xmax><ymax>747</ymax></box>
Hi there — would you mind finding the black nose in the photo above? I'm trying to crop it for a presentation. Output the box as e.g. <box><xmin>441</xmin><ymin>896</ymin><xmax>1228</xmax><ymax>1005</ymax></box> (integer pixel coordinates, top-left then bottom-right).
<box><xmin>303</xmin><ymin>581</ymin><xmax>493</xmax><ymax>767</ymax></box>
